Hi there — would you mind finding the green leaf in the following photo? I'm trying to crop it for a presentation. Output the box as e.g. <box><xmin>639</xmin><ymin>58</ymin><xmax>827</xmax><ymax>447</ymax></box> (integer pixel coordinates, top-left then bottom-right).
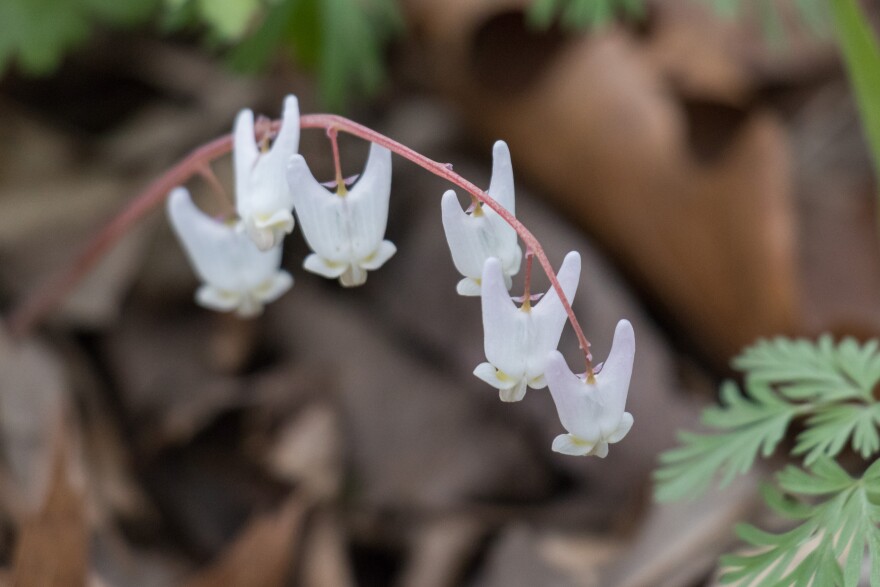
<box><xmin>654</xmin><ymin>381</ymin><xmax>796</xmax><ymax>502</ymax></box>
<box><xmin>0</xmin><ymin>0</ymin><xmax>157</xmax><ymax>76</ymax></box>
<box><xmin>527</xmin><ymin>0</ymin><xmax>648</xmax><ymax>31</ymax></box>
<box><xmin>830</xmin><ymin>0</ymin><xmax>880</xmax><ymax>190</ymax></box>
<box><xmin>655</xmin><ymin>336</ymin><xmax>880</xmax><ymax>502</ymax></box>
<box><xmin>734</xmin><ymin>336</ymin><xmax>871</xmax><ymax>402</ymax></box>
<box><xmin>720</xmin><ymin>460</ymin><xmax>880</xmax><ymax>587</ymax></box>
<box><xmin>795</xmin><ymin>403</ymin><xmax>880</xmax><ymax>464</ymax></box>
<box><xmin>196</xmin><ymin>0</ymin><xmax>261</xmax><ymax>39</ymax></box>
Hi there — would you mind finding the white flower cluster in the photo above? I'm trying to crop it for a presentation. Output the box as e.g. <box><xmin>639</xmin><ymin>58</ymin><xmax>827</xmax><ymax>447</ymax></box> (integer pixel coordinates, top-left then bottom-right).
<box><xmin>167</xmin><ymin>95</ymin><xmax>634</xmax><ymax>457</ymax></box>
<box><xmin>441</xmin><ymin>142</ymin><xmax>635</xmax><ymax>457</ymax></box>
<box><xmin>167</xmin><ymin>95</ymin><xmax>396</xmax><ymax>318</ymax></box>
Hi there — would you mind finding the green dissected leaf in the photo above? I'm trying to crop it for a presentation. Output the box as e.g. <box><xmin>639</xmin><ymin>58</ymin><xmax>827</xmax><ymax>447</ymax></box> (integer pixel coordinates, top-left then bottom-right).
<box><xmin>734</xmin><ymin>336</ymin><xmax>874</xmax><ymax>402</ymax></box>
<box><xmin>0</xmin><ymin>0</ymin><xmax>158</xmax><ymax>76</ymax></box>
<box><xmin>655</xmin><ymin>336</ymin><xmax>880</xmax><ymax>502</ymax></box>
<box><xmin>795</xmin><ymin>403</ymin><xmax>880</xmax><ymax>465</ymax></box>
<box><xmin>654</xmin><ymin>381</ymin><xmax>797</xmax><ymax>502</ymax></box>
<box><xmin>719</xmin><ymin>460</ymin><xmax>880</xmax><ymax>587</ymax></box>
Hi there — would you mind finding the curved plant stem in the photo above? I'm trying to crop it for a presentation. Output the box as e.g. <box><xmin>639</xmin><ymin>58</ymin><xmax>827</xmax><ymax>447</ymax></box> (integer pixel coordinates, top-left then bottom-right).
<box><xmin>7</xmin><ymin>114</ymin><xmax>594</xmax><ymax>375</ymax></box>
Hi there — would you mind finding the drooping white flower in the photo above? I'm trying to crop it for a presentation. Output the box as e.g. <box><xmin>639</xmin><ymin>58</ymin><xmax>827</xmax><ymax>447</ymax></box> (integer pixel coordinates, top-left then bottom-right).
<box><xmin>287</xmin><ymin>142</ymin><xmax>396</xmax><ymax>287</ymax></box>
<box><xmin>545</xmin><ymin>319</ymin><xmax>635</xmax><ymax>458</ymax></box>
<box><xmin>234</xmin><ymin>94</ymin><xmax>301</xmax><ymax>251</ymax></box>
<box><xmin>474</xmin><ymin>251</ymin><xmax>581</xmax><ymax>402</ymax></box>
<box><xmin>441</xmin><ymin>140</ymin><xmax>522</xmax><ymax>296</ymax></box>
<box><xmin>167</xmin><ymin>187</ymin><xmax>293</xmax><ymax>317</ymax></box>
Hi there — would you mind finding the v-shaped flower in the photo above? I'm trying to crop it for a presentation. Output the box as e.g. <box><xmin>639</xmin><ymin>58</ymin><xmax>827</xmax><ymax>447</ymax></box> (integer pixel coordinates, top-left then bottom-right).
<box><xmin>287</xmin><ymin>143</ymin><xmax>396</xmax><ymax>287</ymax></box>
<box><xmin>234</xmin><ymin>95</ymin><xmax>301</xmax><ymax>251</ymax></box>
<box><xmin>441</xmin><ymin>140</ymin><xmax>522</xmax><ymax>296</ymax></box>
<box><xmin>544</xmin><ymin>319</ymin><xmax>635</xmax><ymax>457</ymax></box>
<box><xmin>167</xmin><ymin>187</ymin><xmax>293</xmax><ymax>317</ymax></box>
<box><xmin>474</xmin><ymin>251</ymin><xmax>581</xmax><ymax>402</ymax></box>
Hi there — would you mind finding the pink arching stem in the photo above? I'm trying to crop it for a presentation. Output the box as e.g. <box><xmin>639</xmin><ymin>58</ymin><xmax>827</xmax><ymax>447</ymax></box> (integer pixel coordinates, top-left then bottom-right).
<box><xmin>326</xmin><ymin>127</ymin><xmax>346</xmax><ymax>192</ymax></box>
<box><xmin>7</xmin><ymin>114</ymin><xmax>594</xmax><ymax>376</ymax></box>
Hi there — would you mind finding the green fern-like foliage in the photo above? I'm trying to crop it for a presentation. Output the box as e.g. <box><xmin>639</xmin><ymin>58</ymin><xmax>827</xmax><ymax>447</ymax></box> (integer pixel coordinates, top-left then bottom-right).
<box><xmin>656</xmin><ymin>335</ymin><xmax>880</xmax><ymax>585</ymax></box>
<box><xmin>720</xmin><ymin>458</ymin><xmax>880</xmax><ymax>586</ymax></box>
<box><xmin>655</xmin><ymin>335</ymin><xmax>880</xmax><ymax>502</ymax></box>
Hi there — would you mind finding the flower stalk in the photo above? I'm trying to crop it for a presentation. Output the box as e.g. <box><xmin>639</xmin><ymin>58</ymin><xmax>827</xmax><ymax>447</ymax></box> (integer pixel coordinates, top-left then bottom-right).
<box><xmin>7</xmin><ymin>113</ymin><xmax>594</xmax><ymax>376</ymax></box>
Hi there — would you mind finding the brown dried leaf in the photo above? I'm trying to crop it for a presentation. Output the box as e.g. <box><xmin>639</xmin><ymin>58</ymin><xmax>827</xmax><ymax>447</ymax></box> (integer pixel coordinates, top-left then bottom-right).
<box><xmin>11</xmin><ymin>435</ymin><xmax>87</xmax><ymax>587</ymax></box>
<box><xmin>179</xmin><ymin>498</ymin><xmax>308</xmax><ymax>587</ymax></box>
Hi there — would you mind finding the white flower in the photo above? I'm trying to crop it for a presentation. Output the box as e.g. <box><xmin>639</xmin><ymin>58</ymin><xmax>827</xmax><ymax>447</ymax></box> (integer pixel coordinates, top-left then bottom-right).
<box><xmin>287</xmin><ymin>142</ymin><xmax>396</xmax><ymax>287</ymax></box>
<box><xmin>545</xmin><ymin>319</ymin><xmax>635</xmax><ymax>458</ymax></box>
<box><xmin>442</xmin><ymin>140</ymin><xmax>522</xmax><ymax>296</ymax></box>
<box><xmin>234</xmin><ymin>94</ymin><xmax>301</xmax><ymax>251</ymax></box>
<box><xmin>167</xmin><ymin>187</ymin><xmax>293</xmax><ymax>317</ymax></box>
<box><xmin>474</xmin><ymin>251</ymin><xmax>581</xmax><ymax>402</ymax></box>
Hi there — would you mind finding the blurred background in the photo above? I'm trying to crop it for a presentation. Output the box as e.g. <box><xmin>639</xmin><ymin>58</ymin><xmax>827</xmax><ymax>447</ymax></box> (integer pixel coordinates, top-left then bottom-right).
<box><xmin>0</xmin><ymin>0</ymin><xmax>878</xmax><ymax>585</ymax></box>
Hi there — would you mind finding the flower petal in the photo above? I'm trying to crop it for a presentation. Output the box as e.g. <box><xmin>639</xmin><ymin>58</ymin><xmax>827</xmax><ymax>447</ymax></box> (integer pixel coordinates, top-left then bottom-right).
<box><xmin>195</xmin><ymin>285</ymin><xmax>242</xmax><ymax>312</ymax></box>
<box><xmin>235</xmin><ymin>97</ymin><xmax>299</xmax><ymax>248</ymax></box>
<box><xmin>303</xmin><ymin>254</ymin><xmax>347</xmax><ymax>279</ymax></box>
<box><xmin>481</xmin><ymin>257</ymin><xmax>528</xmax><ymax>377</ymax></box>
<box><xmin>551</xmin><ymin>434</ymin><xmax>596</xmax><ymax>456</ymax></box>
<box><xmin>254</xmin><ymin>271</ymin><xmax>294</xmax><ymax>303</ymax></box>
<box><xmin>487</xmin><ymin>140</ymin><xmax>515</xmax><ymax>215</ymax></box>
<box><xmin>530</xmin><ymin>251</ymin><xmax>581</xmax><ymax>368</ymax></box>
<box><xmin>455</xmin><ymin>277</ymin><xmax>482</xmax><ymax>297</ymax></box>
<box><xmin>233</xmin><ymin>108</ymin><xmax>258</xmax><ymax>202</ymax></box>
<box><xmin>289</xmin><ymin>154</ymin><xmax>350</xmax><ymax>263</ymax></box>
<box><xmin>441</xmin><ymin>190</ymin><xmax>491</xmax><ymax>280</ymax></box>
<box><xmin>499</xmin><ymin>380</ymin><xmax>528</xmax><ymax>402</ymax></box>
<box><xmin>598</xmin><ymin>319</ymin><xmax>636</xmax><ymax>415</ymax></box>
<box><xmin>347</xmin><ymin>143</ymin><xmax>392</xmax><ymax>260</ymax></box>
<box><xmin>607</xmin><ymin>412</ymin><xmax>634</xmax><ymax>444</ymax></box>
<box><xmin>261</xmin><ymin>95</ymin><xmax>300</xmax><ymax>174</ymax></box>
<box><xmin>359</xmin><ymin>240</ymin><xmax>396</xmax><ymax>270</ymax></box>
<box><xmin>473</xmin><ymin>362</ymin><xmax>518</xmax><ymax>390</ymax></box>
<box><xmin>545</xmin><ymin>350</ymin><xmax>600</xmax><ymax>440</ymax></box>
<box><xmin>167</xmin><ymin>188</ymin><xmax>283</xmax><ymax>293</ymax></box>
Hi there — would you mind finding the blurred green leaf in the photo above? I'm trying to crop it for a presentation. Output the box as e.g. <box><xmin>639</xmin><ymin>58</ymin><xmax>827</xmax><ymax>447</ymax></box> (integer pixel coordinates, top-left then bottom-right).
<box><xmin>528</xmin><ymin>0</ymin><xmax>645</xmax><ymax>31</ymax></box>
<box><xmin>229</xmin><ymin>0</ymin><xmax>402</xmax><ymax>111</ymax></box>
<box><xmin>831</xmin><ymin>0</ymin><xmax>880</xmax><ymax>192</ymax></box>
<box><xmin>0</xmin><ymin>0</ymin><xmax>158</xmax><ymax>76</ymax></box>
